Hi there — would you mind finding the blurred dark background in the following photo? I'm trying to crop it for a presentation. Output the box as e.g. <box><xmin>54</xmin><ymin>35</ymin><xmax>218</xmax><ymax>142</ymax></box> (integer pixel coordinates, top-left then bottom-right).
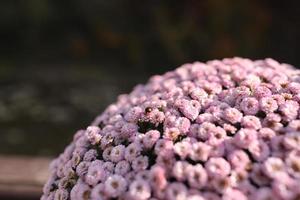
<box><xmin>0</xmin><ymin>0</ymin><xmax>299</xmax><ymax>156</ymax></box>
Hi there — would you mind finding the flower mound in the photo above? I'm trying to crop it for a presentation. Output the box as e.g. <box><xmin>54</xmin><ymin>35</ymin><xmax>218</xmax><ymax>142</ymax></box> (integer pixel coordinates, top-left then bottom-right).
<box><xmin>42</xmin><ymin>58</ymin><xmax>300</xmax><ymax>200</ymax></box>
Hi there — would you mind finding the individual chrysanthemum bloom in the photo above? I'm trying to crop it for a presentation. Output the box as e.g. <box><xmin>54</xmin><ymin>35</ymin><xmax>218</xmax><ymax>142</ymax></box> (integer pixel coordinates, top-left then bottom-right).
<box><xmin>58</xmin><ymin>176</ymin><xmax>76</xmax><ymax>189</ymax></box>
<box><xmin>173</xmin><ymin>140</ymin><xmax>192</xmax><ymax>159</ymax></box>
<box><xmin>164</xmin><ymin>127</ymin><xmax>181</xmax><ymax>141</ymax></box>
<box><xmin>205</xmin><ymin>157</ymin><xmax>231</xmax><ymax>178</ymax></box>
<box><xmin>248</xmin><ymin>139</ymin><xmax>270</xmax><ymax>162</ymax></box>
<box><xmin>149</xmin><ymin>165</ymin><xmax>167</xmax><ymax>190</ymax></box>
<box><xmin>241</xmin><ymin>74</ymin><xmax>261</xmax><ymax>89</ymax></box>
<box><xmin>189</xmin><ymin>87</ymin><xmax>208</xmax><ymax>102</ymax></box>
<box><xmin>104</xmin><ymin>174</ymin><xmax>127</xmax><ymax>198</ymax></box>
<box><xmin>187</xmin><ymin>164</ymin><xmax>208</xmax><ymax>189</ymax></box>
<box><xmin>262</xmin><ymin>157</ymin><xmax>286</xmax><ymax>180</ymax></box>
<box><xmin>135</xmin><ymin>170</ymin><xmax>150</xmax><ymax>181</ymax></box>
<box><xmin>72</xmin><ymin>146</ymin><xmax>87</xmax><ymax>159</ymax></box>
<box><xmin>124</xmin><ymin>106</ymin><xmax>143</xmax><ymax>123</ymax></box>
<box><xmin>241</xmin><ymin>115</ymin><xmax>261</xmax><ymax>130</ymax></box>
<box><xmin>102</xmin><ymin>146</ymin><xmax>113</xmax><ymax>161</ymax></box>
<box><xmin>175</xmin><ymin>117</ymin><xmax>191</xmax><ymax>134</ymax></box>
<box><xmin>175</xmin><ymin>99</ymin><xmax>201</xmax><ymax>121</ymax></box>
<box><xmin>85</xmin><ymin>126</ymin><xmax>102</xmax><ymax>145</ymax></box>
<box><xmin>287</xmin><ymin>82</ymin><xmax>300</xmax><ymax>94</ymax></box>
<box><xmin>258</xmin><ymin>127</ymin><xmax>276</xmax><ymax>141</ymax></box>
<box><xmin>227</xmin><ymin>150</ymin><xmax>250</xmax><ymax>170</ymax></box>
<box><xmin>102</xmin><ymin>161</ymin><xmax>115</xmax><ymax>174</ymax></box>
<box><xmin>132</xmin><ymin>156</ymin><xmax>149</xmax><ymax>172</ymax></box>
<box><xmin>90</xmin><ymin>183</ymin><xmax>107</xmax><ymax>200</ymax></box>
<box><xmin>250</xmin><ymin>163</ymin><xmax>271</xmax><ymax>187</ymax></box>
<box><xmin>259</xmin><ymin>96</ymin><xmax>278</xmax><ymax>113</ymax></box>
<box><xmin>70</xmin><ymin>153</ymin><xmax>81</xmax><ymax>168</ymax></box>
<box><xmin>75</xmin><ymin>136</ymin><xmax>90</xmax><ymax>149</ymax></box>
<box><xmin>155</xmin><ymin>154</ymin><xmax>176</xmax><ymax>171</ymax></box>
<box><xmin>232</xmin><ymin>85</ymin><xmax>251</xmax><ymax>99</ymax></box>
<box><xmin>124</xmin><ymin>143</ymin><xmax>141</xmax><ymax>162</ymax></box>
<box><xmin>42</xmin><ymin>58</ymin><xmax>300</xmax><ymax>199</ymax></box>
<box><xmin>207</xmin><ymin>139</ymin><xmax>226</xmax><ymax>157</ymax></box>
<box><xmin>262</xmin><ymin>113</ymin><xmax>283</xmax><ymax>130</ymax></box>
<box><xmin>196</xmin><ymin>122</ymin><xmax>216</xmax><ymax>140</ymax></box>
<box><xmin>100</xmin><ymin>132</ymin><xmax>114</xmax><ymax>149</ymax></box>
<box><xmin>286</xmin><ymin>120</ymin><xmax>300</xmax><ymax>131</ymax></box>
<box><xmin>148</xmin><ymin>110</ymin><xmax>165</xmax><ymax>126</ymax></box>
<box><xmin>210</xmin><ymin>176</ymin><xmax>232</xmax><ymax>194</ymax></box>
<box><xmin>279</xmin><ymin>100</ymin><xmax>299</xmax><ymax>121</ymax></box>
<box><xmin>70</xmin><ymin>181</ymin><xmax>91</xmax><ymax>200</ymax></box>
<box><xmin>253</xmin><ymin>85</ymin><xmax>272</xmax><ymax>99</ymax></box>
<box><xmin>205</xmin><ymin>104</ymin><xmax>224</xmax><ymax>122</ymax></box>
<box><xmin>285</xmin><ymin>150</ymin><xmax>300</xmax><ymax>179</ymax></box>
<box><xmin>172</xmin><ymin>161</ymin><xmax>189</xmax><ymax>181</ymax></box>
<box><xmin>110</xmin><ymin>144</ymin><xmax>126</xmax><ymax>162</ymax></box>
<box><xmin>115</xmin><ymin>160</ymin><xmax>131</xmax><ymax>175</ymax></box>
<box><xmin>234</xmin><ymin>128</ymin><xmax>258</xmax><ymax>149</ymax></box>
<box><xmin>283</xmin><ymin>132</ymin><xmax>300</xmax><ymax>151</ymax></box>
<box><xmin>196</xmin><ymin>113</ymin><xmax>214</xmax><ymax>124</ymax></box>
<box><xmin>228</xmin><ymin>170</ymin><xmax>248</xmax><ymax>188</ymax></box>
<box><xmin>165</xmin><ymin>182</ymin><xmax>188</xmax><ymax>200</ymax></box>
<box><xmin>207</xmin><ymin>126</ymin><xmax>227</xmax><ymax>145</ymax></box>
<box><xmin>222</xmin><ymin>107</ymin><xmax>243</xmax><ymax>124</ymax></box>
<box><xmin>83</xmin><ymin>149</ymin><xmax>98</xmax><ymax>162</ymax></box>
<box><xmin>62</xmin><ymin>160</ymin><xmax>76</xmax><ymax>178</ymax></box>
<box><xmin>124</xmin><ymin>171</ymin><xmax>136</xmax><ymax>184</ymax></box>
<box><xmin>85</xmin><ymin>165</ymin><xmax>106</xmax><ymax>186</ymax></box>
<box><xmin>142</xmin><ymin>130</ymin><xmax>160</xmax><ymax>149</ymax></box>
<box><xmin>128</xmin><ymin>180</ymin><xmax>151</xmax><ymax>200</ymax></box>
<box><xmin>189</xmin><ymin>142</ymin><xmax>211</xmax><ymax>162</ymax></box>
<box><xmin>272</xmin><ymin>177</ymin><xmax>299</xmax><ymax>200</ymax></box>
<box><xmin>121</xmin><ymin>123</ymin><xmax>138</xmax><ymax>138</ymax></box>
<box><xmin>240</xmin><ymin>97</ymin><xmax>259</xmax><ymax>115</ymax></box>
<box><xmin>272</xmin><ymin>94</ymin><xmax>286</xmax><ymax>106</ymax></box>
<box><xmin>154</xmin><ymin>139</ymin><xmax>173</xmax><ymax>156</ymax></box>
<box><xmin>222</xmin><ymin>123</ymin><xmax>236</xmax><ymax>134</ymax></box>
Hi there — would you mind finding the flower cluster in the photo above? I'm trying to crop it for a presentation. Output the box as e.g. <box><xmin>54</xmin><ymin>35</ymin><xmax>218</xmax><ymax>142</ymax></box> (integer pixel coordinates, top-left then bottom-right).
<box><xmin>42</xmin><ymin>58</ymin><xmax>300</xmax><ymax>200</ymax></box>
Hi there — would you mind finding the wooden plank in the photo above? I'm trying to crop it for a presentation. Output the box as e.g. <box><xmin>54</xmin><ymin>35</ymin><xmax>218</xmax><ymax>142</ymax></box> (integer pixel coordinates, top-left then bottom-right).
<box><xmin>0</xmin><ymin>155</ymin><xmax>52</xmax><ymax>199</ymax></box>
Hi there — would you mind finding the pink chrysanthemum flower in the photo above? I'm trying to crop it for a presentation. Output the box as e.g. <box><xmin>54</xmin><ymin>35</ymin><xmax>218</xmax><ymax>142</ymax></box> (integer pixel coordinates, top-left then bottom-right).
<box><xmin>42</xmin><ymin>58</ymin><xmax>300</xmax><ymax>199</ymax></box>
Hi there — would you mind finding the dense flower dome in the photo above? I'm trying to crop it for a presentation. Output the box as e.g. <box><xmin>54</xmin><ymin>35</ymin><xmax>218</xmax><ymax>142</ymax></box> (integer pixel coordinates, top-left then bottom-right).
<box><xmin>42</xmin><ymin>58</ymin><xmax>300</xmax><ymax>200</ymax></box>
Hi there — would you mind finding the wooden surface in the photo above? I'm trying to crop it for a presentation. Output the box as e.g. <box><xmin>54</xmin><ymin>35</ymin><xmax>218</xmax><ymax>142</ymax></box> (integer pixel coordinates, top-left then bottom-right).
<box><xmin>0</xmin><ymin>155</ymin><xmax>52</xmax><ymax>199</ymax></box>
